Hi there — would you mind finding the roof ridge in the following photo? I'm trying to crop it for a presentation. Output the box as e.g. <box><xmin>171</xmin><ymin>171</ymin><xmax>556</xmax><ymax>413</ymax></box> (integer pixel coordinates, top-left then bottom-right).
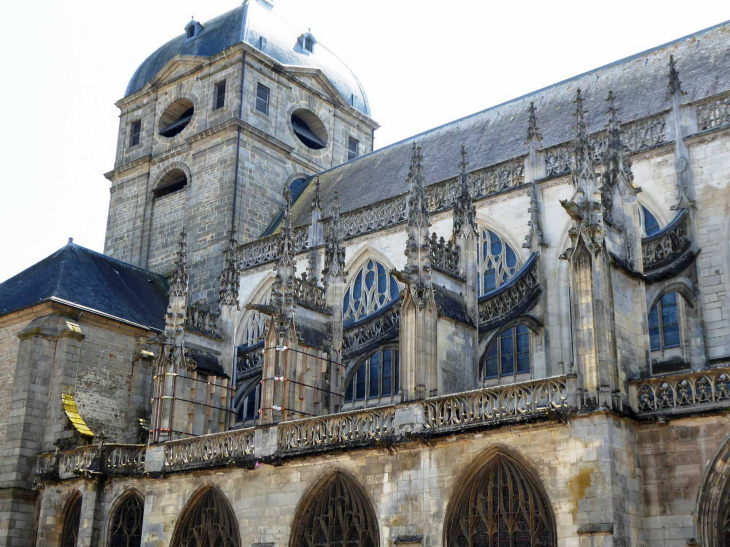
<box><xmin>308</xmin><ymin>18</ymin><xmax>730</xmax><ymax>181</ymax></box>
<box><xmin>65</xmin><ymin>243</ymin><xmax>167</xmax><ymax>279</ymax></box>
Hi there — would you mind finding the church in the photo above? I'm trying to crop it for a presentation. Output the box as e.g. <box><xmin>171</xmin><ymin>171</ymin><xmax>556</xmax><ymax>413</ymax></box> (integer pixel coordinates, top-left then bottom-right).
<box><xmin>1</xmin><ymin>1</ymin><xmax>730</xmax><ymax>545</ymax></box>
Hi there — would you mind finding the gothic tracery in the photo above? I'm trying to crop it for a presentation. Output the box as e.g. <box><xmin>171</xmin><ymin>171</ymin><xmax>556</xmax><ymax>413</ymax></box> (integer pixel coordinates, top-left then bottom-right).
<box><xmin>172</xmin><ymin>488</ymin><xmax>240</xmax><ymax>547</ymax></box>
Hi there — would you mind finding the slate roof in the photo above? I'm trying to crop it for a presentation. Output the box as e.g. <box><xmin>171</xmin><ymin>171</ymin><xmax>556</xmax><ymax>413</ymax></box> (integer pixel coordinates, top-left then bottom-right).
<box><xmin>125</xmin><ymin>1</ymin><xmax>370</xmax><ymax>116</ymax></box>
<box><xmin>0</xmin><ymin>242</ymin><xmax>169</xmax><ymax>331</ymax></box>
<box><xmin>284</xmin><ymin>20</ymin><xmax>730</xmax><ymax>230</ymax></box>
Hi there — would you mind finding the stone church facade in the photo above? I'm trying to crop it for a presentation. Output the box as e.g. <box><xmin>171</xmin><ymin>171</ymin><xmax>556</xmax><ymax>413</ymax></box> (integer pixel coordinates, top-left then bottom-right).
<box><xmin>1</xmin><ymin>2</ymin><xmax>730</xmax><ymax>546</ymax></box>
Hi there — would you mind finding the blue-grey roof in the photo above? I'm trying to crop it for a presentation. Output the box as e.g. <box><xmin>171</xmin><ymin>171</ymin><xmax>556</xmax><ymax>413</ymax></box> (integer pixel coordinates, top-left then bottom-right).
<box><xmin>286</xmin><ymin>20</ymin><xmax>730</xmax><ymax>229</ymax></box>
<box><xmin>125</xmin><ymin>1</ymin><xmax>370</xmax><ymax>116</ymax></box>
<box><xmin>0</xmin><ymin>242</ymin><xmax>169</xmax><ymax>331</ymax></box>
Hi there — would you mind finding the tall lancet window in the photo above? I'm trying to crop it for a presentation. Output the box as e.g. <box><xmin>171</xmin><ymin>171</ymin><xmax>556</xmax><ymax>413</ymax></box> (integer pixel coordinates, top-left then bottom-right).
<box><xmin>478</xmin><ymin>228</ymin><xmax>519</xmax><ymax>295</ymax></box>
<box><xmin>343</xmin><ymin>259</ymin><xmax>400</xmax><ymax>324</ymax></box>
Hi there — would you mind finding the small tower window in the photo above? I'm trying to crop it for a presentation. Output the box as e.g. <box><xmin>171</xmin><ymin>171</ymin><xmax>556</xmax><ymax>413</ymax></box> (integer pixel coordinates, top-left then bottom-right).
<box><xmin>129</xmin><ymin>120</ymin><xmax>141</xmax><ymax>147</ymax></box>
<box><xmin>214</xmin><ymin>80</ymin><xmax>226</xmax><ymax>110</ymax></box>
<box><xmin>347</xmin><ymin>136</ymin><xmax>359</xmax><ymax>161</ymax></box>
<box><xmin>256</xmin><ymin>84</ymin><xmax>269</xmax><ymax>115</ymax></box>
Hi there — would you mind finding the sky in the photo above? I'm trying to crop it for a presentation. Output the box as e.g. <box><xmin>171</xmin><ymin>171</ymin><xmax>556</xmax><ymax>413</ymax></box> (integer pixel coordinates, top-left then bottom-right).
<box><xmin>0</xmin><ymin>0</ymin><xmax>727</xmax><ymax>282</ymax></box>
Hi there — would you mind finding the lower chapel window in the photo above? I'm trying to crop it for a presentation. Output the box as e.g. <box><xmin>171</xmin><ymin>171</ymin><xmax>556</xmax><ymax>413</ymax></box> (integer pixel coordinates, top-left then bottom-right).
<box><xmin>61</xmin><ymin>493</ymin><xmax>82</xmax><ymax>547</ymax></box>
<box><xmin>649</xmin><ymin>292</ymin><xmax>680</xmax><ymax>352</ymax></box>
<box><xmin>344</xmin><ymin>349</ymin><xmax>399</xmax><ymax>403</ymax></box>
<box><xmin>109</xmin><ymin>493</ymin><xmax>144</xmax><ymax>547</ymax></box>
<box><xmin>446</xmin><ymin>453</ymin><xmax>555</xmax><ymax>546</ymax></box>
<box><xmin>172</xmin><ymin>488</ymin><xmax>239</xmax><ymax>547</ymax></box>
<box><xmin>483</xmin><ymin>325</ymin><xmax>530</xmax><ymax>380</ymax></box>
<box><xmin>478</xmin><ymin>229</ymin><xmax>518</xmax><ymax>296</ymax></box>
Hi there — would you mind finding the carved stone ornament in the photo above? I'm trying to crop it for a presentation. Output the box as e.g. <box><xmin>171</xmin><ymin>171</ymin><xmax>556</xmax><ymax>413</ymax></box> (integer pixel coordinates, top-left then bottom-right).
<box><xmin>322</xmin><ymin>191</ymin><xmax>347</xmax><ymax>280</ymax></box>
<box><xmin>218</xmin><ymin>226</ymin><xmax>240</xmax><ymax>309</ymax></box>
<box><xmin>452</xmin><ymin>144</ymin><xmax>477</xmax><ymax>240</ymax></box>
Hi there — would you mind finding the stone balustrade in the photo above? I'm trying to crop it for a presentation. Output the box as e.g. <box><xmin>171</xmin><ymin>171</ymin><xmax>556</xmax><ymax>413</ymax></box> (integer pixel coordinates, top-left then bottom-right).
<box><xmin>478</xmin><ymin>253</ymin><xmax>540</xmax><ymax>330</ymax></box>
<box><xmin>342</xmin><ymin>300</ymin><xmax>401</xmax><ymax>356</ymax></box>
<box><xmin>422</xmin><ymin>376</ymin><xmax>574</xmax><ymax>433</ymax></box>
<box><xmin>106</xmin><ymin>444</ymin><xmax>146</xmax><ymax>475</ymax></box>
<box><xmin>162</xmin><ymin>428</ymin><xmax>256</xmax><ymax>471</ymax></box>
<box><xmin>697</xmin><ymin>95</ymin><xmax>730</xmax><ymax>131</ymax></box>
<box><xmin>59</xmin><ymin>445</ymin><xmax>100</xmax><ymax>477</ymax></box>
<box><xmin>236</xmin><ymin>341</ymin><xmax>264</xmax><ymax>379</ymax></box>
<box><xmin>641</xmin><ymin>208</ymin><xmax>691</xmax><ymax>273</ymax></box>
<box><xmin>278</xmin><ymin>406</ymin><xmax>397</xmax><ymax>453</ymax></box>
<box><xmin>630</xmin><ymin>366</ymin><xmax>730</xmax><ymax>416</ymax></box>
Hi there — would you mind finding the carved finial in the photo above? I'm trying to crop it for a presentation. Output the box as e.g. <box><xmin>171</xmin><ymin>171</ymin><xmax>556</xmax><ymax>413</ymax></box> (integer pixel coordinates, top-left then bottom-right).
<box><xmin>218</xmin><ymin>226</ymin><xmax>240</xmax><ymax>309</ymax></box>
<box><xmin>571</xmin><ymin>88</ymin><xmax>596</xmax><ymax>184</ymax></box>
<box><xmin>404</xmin><ymin>142</ymin><xmax>432</xmax><ymax>288</ymax></box>
<box><xmin>323</xmin><ymin>191</ymin><xmax>347</xmax><ymax>279</ymax></box>
<box><xmin>311</xmin><ymin>177</ymin><xmax>322</xmax><ymax>211</ymax></box>
<box><xmin>602</xmin><ymin>91</ymin><xmax>639</xmax><ymax>218</ymax></box>
<box><xmin>523</xmin><ymin>183</ymin><xmax>545</xmax><ymax>249</ymax></box>
<box><xmin>668</xmin><ymin>55</ymin><xmax>683</xmax><ymax>96</ymax></box>
<box><xmin>453</xmin><ymin>144</ymin><xmax>477</xmax><ymax>239</ymax></box>
<box><xmin>169</xmin><ymin>229</ymin><xmax>189</xmax><ymax>298</ymax></box>
<box><xmin>279</xmin><ymin>186</ymin><xmax>294</xmax><ymax>268</ymax></box>
<box><xmin>525</xmin><ymin>101</ymin><xmax>543</xmax><ymax>143</ymax></box>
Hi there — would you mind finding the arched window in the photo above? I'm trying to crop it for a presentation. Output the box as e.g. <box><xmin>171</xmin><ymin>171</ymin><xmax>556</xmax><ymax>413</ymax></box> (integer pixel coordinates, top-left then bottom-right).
<box><xmin>640</xmin><ymin>205</ymin><xmax>661</xmax><ymax>237</ymax></box>
<box><xmin>445</xmin><ymin>451</ymin><xmax>555</xmax><ymax>546</ymax></box>
<box><xmin>343</xmin><ymin>259</ymin><xmax>399</xmax><ymax>324</ymax></box>
<box><xmin>482</xmin><ymin>325</ymin><xmax>531</xmax><ymax>380</ymax></box>
<box><xmin>237</xmin><ymin>380</ymin><xmax>261</xmax><ymax>424</ymax></box>
<box><xmin>61</xmin><ymin>492</ymin><xmax>82</xmax><ymax>547</ymax></box>
<box><xmin>172</xmin><ymin>488</ymin><xmax>239</xmax><ymax>547</ymax></box>
<box><xmin>649</xmin><ymin>292</ymin><xmax>680</xmax><ymax>352</ymax></box>
<box><xmin>291</xmin><ymin>472</ymin><xmax>378</xmax><ymax>547</ymax></box>
<box><xmin>722</xmin><ymin>499</ymin><xmax>730</xmax><ymax>547</ymax></box>
<box><xmin>109</xmin><ymin>492</ymin><xmax>144</xmax><ymax>547</ymax></box>
<box><xmin>478</xmin><ymin>228</ymin><xmax>519</xmax><ymax>296</ymax></box>
<box><xmin>344</xmin><ymin>349</ymin><xmax>399</xmax><ymax>404</ymax></box>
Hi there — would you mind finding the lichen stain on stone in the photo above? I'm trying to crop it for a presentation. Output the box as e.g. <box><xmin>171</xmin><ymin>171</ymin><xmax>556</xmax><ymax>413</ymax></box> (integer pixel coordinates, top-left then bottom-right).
<box><xmin>569</xmin><ymin>466</ymin><xmax>593</xmax><ymax>501</ymax></box>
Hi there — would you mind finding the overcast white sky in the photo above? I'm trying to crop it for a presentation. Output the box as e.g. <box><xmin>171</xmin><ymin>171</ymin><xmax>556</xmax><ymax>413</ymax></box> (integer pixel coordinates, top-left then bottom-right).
<box><xmin>0</xmin><ymin>1</ymin><xmax>726</xmax><ymax>282</ymax></box>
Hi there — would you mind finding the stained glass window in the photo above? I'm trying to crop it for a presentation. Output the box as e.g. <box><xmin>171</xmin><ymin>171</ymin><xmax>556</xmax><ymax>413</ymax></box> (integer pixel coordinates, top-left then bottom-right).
<box><xmin>642</xmin><ymin>205</ymin><xmax>661</xmax><ymax>236</ymax></box>
<box><xmin>343</xmin><ymin>259</ymin><xmax>400</xmax><ymax>323</ymax></box>
<box><xmin>649</xmin><ymin>292</ymin><xmax>680</xmax><ymax>351</ymax></box>
<box><xmin>483</xmin><ymin>325</ymin><xmax>531</xmax><ymax>380</ymax></box>
<box><xmin>109</xmin><ymin>493</ymin><xmax>144</xmax><ymax>547</ymax></box>
<box><xmin>478</xmin><ymin>229</ymin><xmax>519</xmax><ymax>296</ymax></box>
<box><xmin>172</xmin><ymin>488</ymin><xmax>239</xmax><ymax>547</ymax></box>
<box><xmin>345</xmin><ymin>349</ymin><xmax>399</xmax><ymax>403</ymax></box>
<box><xmin>61</xmin><ymin>493</ymin><xmax>82</xmax><ymax>547</ymax></box>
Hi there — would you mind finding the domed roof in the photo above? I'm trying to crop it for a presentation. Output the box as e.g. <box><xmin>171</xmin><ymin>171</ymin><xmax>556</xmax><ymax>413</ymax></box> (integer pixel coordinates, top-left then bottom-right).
<box><xmin>125</xmin><ymin>1</ymin><xmax>371</xmax><ymax>116</ymax></box>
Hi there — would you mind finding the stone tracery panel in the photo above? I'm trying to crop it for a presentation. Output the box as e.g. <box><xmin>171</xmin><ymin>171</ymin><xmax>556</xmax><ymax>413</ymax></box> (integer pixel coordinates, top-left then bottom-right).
<box><xmin>61</xmin><ymin>492</ymin><xmax>82</xmax><ymax>547</ymax></box>
<box><xmin>171</xmin><ymin>488</ymin><xmax>240</xmax><ymax>547</ymax></box>
<box><xmin>291</xmin><ymin>472</ymin><xmax>379</xmax><ymax>547</ymax></box>
<box><xmin>445</xmin><ymin>451</ymin><xmax>555</xmax><ymax>546</ymax></box>
<box><xmin>343</xmin><ymin>258</ymin><xmax>400</xmax><ymax>323</ymax></box>
<box><xmin>478</xmin><ymin>228</ymin><xmax>519</xmax><ymax>296</ymax></box>
<box><xmin>109</xmin><ymin>492</ymin><xmax>144</xmax><ymax>547</ymax></box>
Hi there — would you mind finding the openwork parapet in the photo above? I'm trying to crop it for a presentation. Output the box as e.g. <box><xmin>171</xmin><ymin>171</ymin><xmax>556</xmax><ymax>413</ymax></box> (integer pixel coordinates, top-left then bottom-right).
<box><xmin>697</xmin><ymin>95</ymin><xmax>730</xmax><ymax>131</ymax></box>
<box><xmin>343</xmin><ymin>301</ymin><xmax>401</xmax><ymax>355</ymax></box>
<box><xmin>478</xmin><ymin>253</ymin><xmax>540</xmax><ymax>329</ymax></box>
<box><xmin>237</xmin><ymin>342</ymin><xmax>264</xmax><ymax>378</ymax></box>
<box><xmin>293</xmin><ymin>273</ymin><xmax>328</xmax><ymax>311</ymax></box>
<box><xmin>429</xmin><ymin>233</ymin><xmax>460</xmax><ymax>277</ymax></box>
<box><xmin>632</xmin><ymin>367</ymin><xmax>730</xmax><ymax>415</ymax></box>
<box><xmin>185</xmin><ymin>303</ymin><xmax>220</xmax><ymax>337</ymax></box>
<box><xmin>59</xmin><ymin>445</ymin><xmax>100</xmax><ymax>476</ymax></box>
<box><xmin>422</xmin><ymin>376</ymin><xmax>572</xmax><ymax>432</ymax></box>
<box><xmin>105</xmin><ymin>444</ymin><xmax>146</xmax><ymax>475</ymax></box>
<box><xmin>278</xmin><ymin>406</ymin><xmax>396</xmax><ymax>452</ymax></box>
<box><xmin>642</xmin><ymin>208</ymin><xmax>691</xmax><ymax>271</ymax></box>
<box><xmin>163</xmin><ymin>428</ymin><xmax>255</xmax><ymax>470</ymax></box>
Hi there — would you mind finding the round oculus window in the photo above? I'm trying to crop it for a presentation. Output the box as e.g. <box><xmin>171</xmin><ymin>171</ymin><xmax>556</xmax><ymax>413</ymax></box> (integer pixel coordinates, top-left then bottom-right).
<box><xmin>290</xmin><ymin>109</ymin><xmax>328</xmax><ymax>150</ymax></box>
<box><xmin>159</xmin><ymin>99</ymin><xmax>195</xmax><ymax>138</ymax></box>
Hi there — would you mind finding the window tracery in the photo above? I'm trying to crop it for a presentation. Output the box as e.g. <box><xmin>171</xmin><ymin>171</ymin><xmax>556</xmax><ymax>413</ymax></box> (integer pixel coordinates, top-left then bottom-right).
<box><xmin>237</xmin><ymin>379</ymin><xmax>262</xmax><ymax>425</ymax></box>
<box><xmin>61</xmin><ymin>493</ymin><xmax>82</xmax><ymax>547</ymax></box>
<box><xmin>172</xmin><ymin>488</ymin><xmax>239</xmax><ymax>547</ymax></box>
<box><xmin>109</xmin><ymin>492</ymin><xmax>144</xmax><ymax>547</ymax></box>
<box><xmin>482</xmin><ymin>325</ymin><xmax>531</xmax><ymax>380</ymax></box>
<box><xmin>344</xmin><ymin>349</ymin><xmax>399</xmax><ymax>404</ymax></box>
<box><xmin>291</xmin><ymin>472</ymin><xmax>379</xmax><ymax>547</ymax></box>
<box><xmin>478</xmin><ymin>228</ymin><xmax>519</xmax><ymax>296</ymax></box>
<box><xmin>343</xmin><ymin>259</ymin><xmax>400</xmax><ymax>324</ymax></box>
<box><xmin>446</xmin><ymin>452</ymin><xmax>554</xmax><ymax>546</ymax></box>
<box><xmin>242</xmin><ymin>288</ymin><xmax>272</xmax><ymax>346</ymax></box>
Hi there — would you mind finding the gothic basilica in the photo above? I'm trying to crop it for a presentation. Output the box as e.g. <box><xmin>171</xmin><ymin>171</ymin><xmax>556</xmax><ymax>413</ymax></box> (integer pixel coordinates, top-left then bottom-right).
<box><xmin>2</xmin><ymin>2</ymin><xmax>730</xmax><ymax>545</ymax></box>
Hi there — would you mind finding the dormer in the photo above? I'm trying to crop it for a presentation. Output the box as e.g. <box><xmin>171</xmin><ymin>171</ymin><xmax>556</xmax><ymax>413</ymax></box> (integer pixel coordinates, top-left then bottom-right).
<box><xmin>184</xmin><ymin>19</ymin><xmax>203</xmax><ymax>41</ymax></box>
<box><xmin>298</xmin><ymin>30</ymin><xmax>317</xmax><ymax>54</ymax></box>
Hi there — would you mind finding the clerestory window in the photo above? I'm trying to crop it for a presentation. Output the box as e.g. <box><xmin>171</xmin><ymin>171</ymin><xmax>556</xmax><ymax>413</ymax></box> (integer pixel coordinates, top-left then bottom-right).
<box><xmin>478</xmin><ymin>228</ymin><xmax>519</xmax><ymax>295</ymax></box>
<box><xmin>649</xmin><ymin>292</ymin><xmax>680</xmax><ymax>351</ymax></box>
<box><xmin>641</xmin><ymin>205</ymin><xmax>661</xmax><ymax>236</ymax></box>
<box><xmin>343</xmin><ymin>259</ymin><xmax>400</xmax><ymax>324</ymax></box>
<box><xmin>344</xmin><ymin>349</ymin><xmax>400</xmax><ymax>403</ymax></box>
<box><xmin>483</xmin><ymin>325</ymin><xmax>531</xmax><ymax>380</ymax></box>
